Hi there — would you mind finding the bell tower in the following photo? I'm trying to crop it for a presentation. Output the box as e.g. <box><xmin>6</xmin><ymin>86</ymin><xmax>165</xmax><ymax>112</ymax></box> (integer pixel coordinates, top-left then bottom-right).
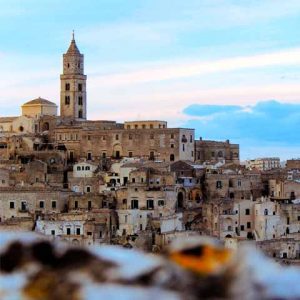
<box><xmin>60</xmin><ymin>32</ymin><xmax>87</xmax><ymax>120</ymax></box>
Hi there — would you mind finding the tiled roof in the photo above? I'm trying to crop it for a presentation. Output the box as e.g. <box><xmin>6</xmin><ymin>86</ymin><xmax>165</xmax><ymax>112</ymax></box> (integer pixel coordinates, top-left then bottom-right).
<box><xmin>23</xmin><ymin>97</ymin><xmax>57</xmax><ymax>106</ymax></box>
<box><xmin>66</xmin><ymin>38</ymin><xmax>81</xmax><ymax>55</ymax></box>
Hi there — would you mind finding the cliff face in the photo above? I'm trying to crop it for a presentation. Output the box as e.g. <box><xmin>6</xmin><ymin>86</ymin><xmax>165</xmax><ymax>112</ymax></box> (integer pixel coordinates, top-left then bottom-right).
<box><xmin>0</xmin><ymin>232</ymin><xmax>300</xmax><ymax>300</ymax></box>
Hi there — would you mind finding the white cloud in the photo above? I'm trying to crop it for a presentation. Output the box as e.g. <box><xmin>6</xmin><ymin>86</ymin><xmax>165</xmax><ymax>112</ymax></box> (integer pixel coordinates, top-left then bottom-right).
<box><xmin>89</xmin><ymin>48</ymin><xmax>300</xmax><ymax>87</ymax></box>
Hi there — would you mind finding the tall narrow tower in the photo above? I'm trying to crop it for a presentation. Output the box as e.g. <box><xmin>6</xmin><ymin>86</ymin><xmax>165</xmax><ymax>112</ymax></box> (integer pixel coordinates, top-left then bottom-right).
<box><xmin>60</xmin><ymin>32</ymin><xmax>87</xmax><ymax>120</ymax></box>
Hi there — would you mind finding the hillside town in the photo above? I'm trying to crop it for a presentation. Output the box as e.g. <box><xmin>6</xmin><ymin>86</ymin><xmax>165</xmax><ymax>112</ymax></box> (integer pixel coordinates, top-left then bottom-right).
<box><xmin>0</xmin><ymin>36</ymin><xmax>299</xmax><ymax>264</ymax></box>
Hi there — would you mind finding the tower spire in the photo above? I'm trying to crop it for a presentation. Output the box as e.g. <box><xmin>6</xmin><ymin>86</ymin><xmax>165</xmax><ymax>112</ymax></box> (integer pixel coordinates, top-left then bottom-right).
<box><xmin>72</xmin><ymin>30</ymin><xmax>75</xmax><ymax>41</ymax></box>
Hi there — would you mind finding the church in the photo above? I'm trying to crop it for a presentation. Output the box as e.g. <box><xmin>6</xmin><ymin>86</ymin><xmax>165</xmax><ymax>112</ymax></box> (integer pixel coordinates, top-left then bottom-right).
<box><xmin>0</xmin><ymin>35</ymin><xmax>200</xmax><ymax>163</ymax></box>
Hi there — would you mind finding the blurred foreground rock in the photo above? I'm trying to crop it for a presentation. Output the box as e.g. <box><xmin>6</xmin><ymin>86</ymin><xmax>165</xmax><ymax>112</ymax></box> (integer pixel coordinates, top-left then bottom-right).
<box><xmin>0</xmin><ymin>232</ymin><xmax>300</xmax><ymax>300</ymax></box>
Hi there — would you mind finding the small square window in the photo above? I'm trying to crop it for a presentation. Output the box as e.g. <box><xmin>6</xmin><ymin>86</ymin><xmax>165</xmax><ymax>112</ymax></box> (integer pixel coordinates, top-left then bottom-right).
<box><xmin>67</xmin><ymin>228</ymin><xmax>71</xmax><ymax>235</ymax></box>
<box><xmin>51</xmin><ymin>230</ymin><xmax>55</xmax><ymax>235</ymax></box>
<box><xmin>39</xmin><ymin>201</ymin><xmax>44</xmax><ymax>209</ymax></box>
<box><xmin>52</xmin><ymin>201</ymin><xmax>56</xmax><ymax>209</ymax></box>
<box><xmin>9</xmin><ymin>202</ymin><xmax>15</xmax><ymax>209</ymax></box>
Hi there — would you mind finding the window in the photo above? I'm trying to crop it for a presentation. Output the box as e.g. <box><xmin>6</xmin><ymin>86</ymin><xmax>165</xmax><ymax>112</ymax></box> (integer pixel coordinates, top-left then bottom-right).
<box><xmin>76</xmin><ymin>228</ymin><xmax>81</xmax><ymax>235</ymax></box>
<box><xmin>140</xmin><ymin>224</ymin><xmax>143</xmax><ymax>230</ymax></box>
<box><xmin>190</xmin><ymin>135</ymin><xmax>193</xmax><ymax>143</ymax></box>
<box><xmin>171</xmin><ymin>134</ymin><xmax>174</xmax><ymax>139</ymax></box>
<box><xmin>245</xmin><ymin>209</ymin><xmax>250</xmax><ymax>215</ymax></box>
<box><xmin>52</xmin><ymin>201</ymin><xmax>56</xmax><ymax>209</ymax></box>
<box><xmin>9</xmin><ymin>202</ymin><xmax>14</xmax><ymax>209</ymax></box>
<box><xmin>51</xmin><ymin>230</ymin><xmax>55</xmax><ymax>236</ymax></box>
<box><xmin>67</xmin><ymin>228</ymin><xmax>71</xmax><ymax>235</ymax></box>
<box><xmin>65</xmin><ymin>96</ymin><xmax>70</xmax><ymax>105</ymax></box>
<box><xmin>135</xmin><ymin>125</ymin><xmax>138</xmax><ymax>129</ymax></box>
<box><xmin>86</xmin><ymin>186</ymin><xmax>91</xmax><ymax>193</ymax></box>
<box><xmin>129</xmin><ymin>134</ymin><xmax>133</xmax><ymax>140</ymax></box>
<box><xmin>87</xmin><ymin>232</ymin><xmax>92</xmax><ymax>236</ymax></box>
<box><xmin>147</xmin><ymin>199</ymin><xmax>154</xmax><ymax>210</ymax></box>
<box><xmin>128</xmin><ymin>151</ymin><xmax>133</xmax><ymax>157</ymax></box>
<box><xmin>88</xmin><ymin>201</ymin><xmax>92</xmax><ymax>210</ymax></box>
<box><xmin>216</xmin><ymin>181</ymin><xmax>222</xmax><ymax>189</ymax></box>
<box><xmin>170</xmin><ymin>154</ymin><xmax>175</xmax><ymax>161</ymax></box>
<box><xmin>171</xmin><ymin>144</ymin><xmax>174</xmax><ymax>148</ymax></box>
<box><xmin>238</xmin><ymin>180</ymin><xmax>242</xmax><ymax>187</ymax></box>
<box><xmin>102</xmin><ymin>152</ymin><xmax>106</xmax><ymax>158</ymax></box>
<box><xmin>127</xmin><ymin>125</ymin><xmax>130</xmax><ymax>129</ymax></box>
<box><xmin>78</xmin><ymin>96</ymin><xmax>83</xmax><ymax>105</ymax></box>
<box><xmin>65</xmin><ymin>83</ymin><xmax>70</xmax><ymax>91</ymax></box>
<box><xmin>78</xmin><ymin>110</ymin><xmax>83</xmax><ymax>118</ymax></box>
<box><xmin>115</xmin><ymin>134</ymin><xmax>119</xmax><ymax>140</ymax></box>
<box><xmin>99</xmin><ymin>231</ymin><xmax>102</xmax><ymax>238</ymax></box>
<box><xmin>78</xmin><ymin>83</ymin><xmax>82</xmax><ymax>91</ymax></box>
<box><xmin>39</xmin><ymin>201</ymin><xmax>44</xmax><ymax>209</ymax></box>
<box><xmin>132</xmin><ymin>178</ymin><xmax>136</xmax><ymax>183</ymax></box>
<box><xmin>87</xmin><ymin>152</ymin><xmax>92</xmax><ymax>160</ymax></box>
<box><xmin>85</xmin><ymin>166</ymin><xmax>90</xmax><ymax>170</ymax></box>
<box><xmin>150</xmin><ymin>124</ymin><xmax>153</xmax><ymax>129</ymax></box>
<box><xmin>77</xmin><ymin>166</ymin><xmax>81</xmax><ymax>171</ymax></box>
<box><xmin>21</xmin><ymin>201</ymin><xmax>26</xmax><ymax>211</ymax></box>
<box><xmin>182</xmin><ymin>144</ymin><xmax>185</xmax><ymax>151</ymax></box>
<box><xmin>131</xmin><ymin>199</ymin><xmax>139</xmax><ymax>209</ymax></box>
<box><xmin>122</xmin><ymin>199</ymin><xmax>127</xmax><ymax>205</ymax></box>
<box><xmin>218</xmin><ymin>151</ymin><xmax>223</xmax><ymax>158</ymax></box>
<box><xmin>75</xmin><ymin>201</ymin><xmax>78</xmax><ymax>209</ymax></box>
<box><xmin>211</xmin><ymin>151</ymin><xmax>215</xmax><ymax>157</ymax></box>
<box><xmin>247</xmin><ymin>222</ymin><xmax>251</xmax><ymax>229</ymax></box>
<box><xmin>158</xmin><ymin>200</ymin><xmax>165</xmax><ymax>206</ymax></box>
<box><xmin>287</xmin><ymin>217</ymin><xmax>290</xmax><ymax>225</ymax></box>
<box><xmin>149</xmin><ymin>151</ymin><xmax>155</xmax><ymax>160</ymax></box>
<box><xmin>240</xmin><ymin>225</ymin><xmax>245</xmax><ymax>231</ymax></box>
<box><xmin>264</xmin><ymin>209</ymin><xmax>268</xmax><ymax>215</ymax></box>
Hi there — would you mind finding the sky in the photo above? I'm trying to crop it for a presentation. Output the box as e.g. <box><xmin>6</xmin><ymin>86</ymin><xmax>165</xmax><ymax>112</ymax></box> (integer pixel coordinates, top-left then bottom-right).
<box><xmin>0</xmin><ymin>0</ymin><xmax>299</xmax><ymax>160</ymax></box>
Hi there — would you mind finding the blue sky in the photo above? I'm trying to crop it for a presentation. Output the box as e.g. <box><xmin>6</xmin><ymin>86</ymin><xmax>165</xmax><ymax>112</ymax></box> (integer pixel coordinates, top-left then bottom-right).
<box><xmin>0</xmin><ymin>0</ymin><xmax>300</xmax><ymax>160</ymax></box>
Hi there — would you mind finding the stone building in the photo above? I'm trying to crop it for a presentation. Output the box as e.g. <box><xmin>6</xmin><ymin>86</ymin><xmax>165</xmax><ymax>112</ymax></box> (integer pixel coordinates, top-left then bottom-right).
<box><xmin>246</xmin><ymin>157</ymin><xmax>280</xmax><ymax>171</ymax></box>
<box><xmin>195</xmin><ymin>138</ymin><xmax>239</xmax><ymax>164</ymax></box>
<box><xmin>286</xmin><ymin>159</ymin><xmax>300</xmax><ymax>170</ymax></box>
<box><xmin>0</xmin><ymin>188</ymin><xmax>70</xmax><ymax>221</ymax></box>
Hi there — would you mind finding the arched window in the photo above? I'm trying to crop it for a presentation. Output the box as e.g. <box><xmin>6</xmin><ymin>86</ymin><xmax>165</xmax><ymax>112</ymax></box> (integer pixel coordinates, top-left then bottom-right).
<box><xmin>170</xmin><ymin>154</ymin><xmax>175</xmax><ymax>161</ymax></box>
<box><xmin>42</xmin><ymin>122</ymin><xmax>49</xmax><ymax>131</ymax></box>
<box><xmin>77</xmin><ymin>166</ymin><xmax>81</xmax><ymax>171</ymax></box>
<box><xmin>85</xmin><ymin>166</ymin><xmax>90</xmax><ymax>170</ymax></box>
<box><xmin>65</xmin><ymin>83</ymin><xmax>70</xmax><ymax>91</ymax></box>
